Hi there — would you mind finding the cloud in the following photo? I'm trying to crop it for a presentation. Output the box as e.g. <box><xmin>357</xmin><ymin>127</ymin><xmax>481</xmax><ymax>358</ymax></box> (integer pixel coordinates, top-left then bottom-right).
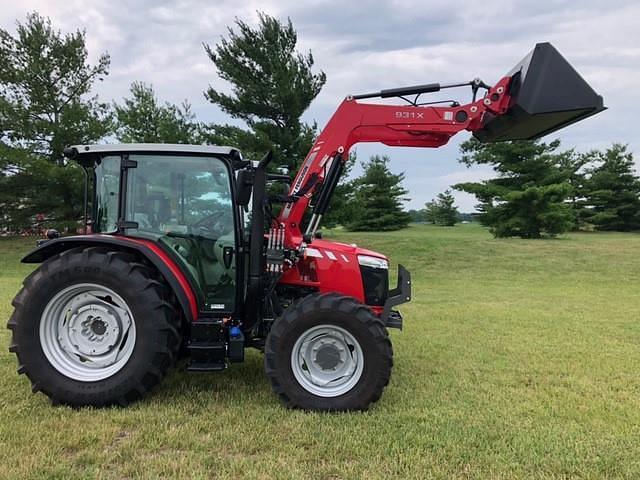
<box><xmin>2</xmin><ymin>0</ymin><xmax>638</xmax><ymax>212</ymax></box>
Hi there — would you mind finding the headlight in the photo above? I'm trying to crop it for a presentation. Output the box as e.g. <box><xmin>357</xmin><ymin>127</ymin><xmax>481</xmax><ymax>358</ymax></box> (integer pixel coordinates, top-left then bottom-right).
<box><xmin>357</xmin><ymin>255</ymin><xmax>389</xmax><ymax>270</ymax></box>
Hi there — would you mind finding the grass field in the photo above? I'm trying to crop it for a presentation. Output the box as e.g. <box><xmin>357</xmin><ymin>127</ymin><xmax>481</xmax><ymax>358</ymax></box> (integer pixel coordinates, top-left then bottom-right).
<box><xmin>1</xmin><ymin>224</ymin><xmax>640</xmax><ymax>479</ymax></box>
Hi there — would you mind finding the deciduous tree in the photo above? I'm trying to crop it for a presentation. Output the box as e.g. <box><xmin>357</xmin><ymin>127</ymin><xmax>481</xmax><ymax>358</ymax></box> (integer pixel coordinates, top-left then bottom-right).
<box><xmin>0</xmin><ymin>13</ymin><xmax>111</xmax><ymax>229</ymax></box>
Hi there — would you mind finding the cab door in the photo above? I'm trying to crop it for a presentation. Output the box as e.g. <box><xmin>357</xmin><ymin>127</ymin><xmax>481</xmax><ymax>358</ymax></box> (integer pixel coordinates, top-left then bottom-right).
<box><xmin>122</xmin><ymin>153</ymin><xmax>238</xmax><ymax>314</ymax></box>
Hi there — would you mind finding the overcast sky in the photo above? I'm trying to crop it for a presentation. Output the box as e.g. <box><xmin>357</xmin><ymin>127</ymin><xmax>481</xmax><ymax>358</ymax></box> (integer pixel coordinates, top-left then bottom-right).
<box><xmin>2</xmin><ymin>0</ymin><xmax>638</xmax><ymax>210</ymax></box>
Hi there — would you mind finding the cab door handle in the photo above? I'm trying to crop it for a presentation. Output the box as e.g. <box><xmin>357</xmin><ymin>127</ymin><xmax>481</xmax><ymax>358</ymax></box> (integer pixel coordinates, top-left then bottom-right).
<box><xmin>222</xmin><ymin>246</ymin><xmax>234</xmax><ymax>269</ymax></box>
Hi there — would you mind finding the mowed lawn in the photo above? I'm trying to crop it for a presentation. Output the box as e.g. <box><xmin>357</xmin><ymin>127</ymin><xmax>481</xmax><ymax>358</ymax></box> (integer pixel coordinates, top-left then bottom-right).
<box><xmin>1</xmin><ymin>224</ymin><xmax>640</xmax><ymax>479</ymax></box>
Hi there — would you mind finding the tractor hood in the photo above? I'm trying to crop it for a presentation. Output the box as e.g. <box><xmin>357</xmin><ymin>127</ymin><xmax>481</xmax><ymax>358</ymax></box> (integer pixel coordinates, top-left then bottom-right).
<box><xmin>307</xmin><ymin>239</ymin><xmax>388</xmax><ymax>262</ymax></box>
<box><xmin>473</xmin><ymin>42</ymin><xmax>605</xmax><ymax>142</ymax></box>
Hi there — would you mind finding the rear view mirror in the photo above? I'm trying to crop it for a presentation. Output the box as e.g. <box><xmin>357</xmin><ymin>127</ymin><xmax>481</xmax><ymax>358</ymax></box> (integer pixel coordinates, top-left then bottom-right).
<box><xmin>236</xmin><ymin>169</ymin><xmax>253</xmax><ymax>207</ymax></box>
<box><xmin>474</xmin><ymin>42</ymin><xmax>605</xmax><ymax>142</ymax></box>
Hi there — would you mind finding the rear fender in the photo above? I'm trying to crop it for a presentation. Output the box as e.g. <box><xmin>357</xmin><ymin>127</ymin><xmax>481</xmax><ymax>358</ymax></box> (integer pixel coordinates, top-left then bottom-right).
<box><xmin>21</xmin><ymin>235</ymin><xmax>198</xmax><ymax>322</ymax></box>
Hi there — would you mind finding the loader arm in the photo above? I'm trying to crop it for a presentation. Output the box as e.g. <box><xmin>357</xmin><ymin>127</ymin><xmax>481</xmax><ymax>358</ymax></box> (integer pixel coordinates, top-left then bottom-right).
<box><xmin>278</xmin><ymin>76</ymin><xmax>513</xmax><ymax>241</ymax></box>
<box><xmin>277</xmin><ymin>42</ymin><xmax>605</xmax><ymax>245</ymax></box>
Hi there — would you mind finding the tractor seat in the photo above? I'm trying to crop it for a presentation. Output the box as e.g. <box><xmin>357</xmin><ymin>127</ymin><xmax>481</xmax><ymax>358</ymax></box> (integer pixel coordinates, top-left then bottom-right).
<box><xmin>145</xmin><ymin>192</ymin><xmax>171</xmax><ymax>229</ymax></box>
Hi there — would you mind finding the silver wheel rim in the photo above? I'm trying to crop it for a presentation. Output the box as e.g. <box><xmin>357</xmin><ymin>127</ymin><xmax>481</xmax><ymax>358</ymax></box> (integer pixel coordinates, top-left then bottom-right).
<box><xmin>291</xmin><ymin>324</ymin><xmax>364</xmax><ymax>397</ymax></box>
<box><xmin>39</xmin><ymin>283</ymin><xmax>136</xmax><ymax>382</ymax></box>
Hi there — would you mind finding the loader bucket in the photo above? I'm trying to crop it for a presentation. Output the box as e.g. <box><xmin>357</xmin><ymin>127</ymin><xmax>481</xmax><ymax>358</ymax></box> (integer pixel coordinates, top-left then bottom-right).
<box><xmin>473</xmin><ymin>42</ymin><xmax>605</xmax><ymax>142</ymax></box>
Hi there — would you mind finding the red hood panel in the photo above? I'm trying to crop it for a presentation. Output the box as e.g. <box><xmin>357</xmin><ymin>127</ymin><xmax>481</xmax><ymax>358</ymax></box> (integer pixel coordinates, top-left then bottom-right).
<box><xmin>309</xmin><ymin>239</ymin><xmax>388</xmax><ymax>261</ymax></box>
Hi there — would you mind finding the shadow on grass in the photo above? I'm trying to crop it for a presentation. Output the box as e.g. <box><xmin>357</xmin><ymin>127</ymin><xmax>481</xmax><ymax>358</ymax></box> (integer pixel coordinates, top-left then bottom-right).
<box><xmin>146</xmin><ymin>350</ymin><xmax>276</xmax><ymax>407</ymax></box>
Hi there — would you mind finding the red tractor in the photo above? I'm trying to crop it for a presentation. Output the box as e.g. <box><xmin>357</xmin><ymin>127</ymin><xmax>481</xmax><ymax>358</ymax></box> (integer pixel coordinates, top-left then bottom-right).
<box><xmin>8</xmin><ymin>43</ymin><xmax>604</xmax><ymax>410</ymax></box>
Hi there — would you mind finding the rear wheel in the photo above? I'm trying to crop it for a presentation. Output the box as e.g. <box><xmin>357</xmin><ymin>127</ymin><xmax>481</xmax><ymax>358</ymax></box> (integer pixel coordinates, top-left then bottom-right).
<box><xmin>39</xmin><ymin>283</ymin><xmax>137</xmax><ymax>382</ymax></box>
<box><xmin>7</xmin><ymin>247</ymin><xmax>181</xmax><ymax>407</ymax></box>
<box><xmin>265</xmin><ymin>293</ymin><xmax>393</xmax><ymax>411</ymax></box>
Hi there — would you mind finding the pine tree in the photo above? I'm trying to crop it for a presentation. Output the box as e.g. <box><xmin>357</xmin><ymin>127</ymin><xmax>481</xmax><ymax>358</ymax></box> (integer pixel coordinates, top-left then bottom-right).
<box><xmin>203</xmin><ymin>13</ymin><xmax>325</xmax><ymax>169</ymax></box>
<box><xmin>454</xmin><ymin>139</ymin><xmax>574</xmax><ymax>238</ymax></box>
<box><xmin>114</xmin><ymin>82</ymin><xmax>200</xmax><ymax>143</ymax></box>
<box><xmin>424</xmin><ymin>190</ymin><xmax>459</xmax><ymax>226</ymax></box>
<box><xmin>346</xmin><ymin>155</ymin><xmax>411</xmax><ymax>231</ymax></box>
<box><xmin>581</xmin><ymin>144</ymin><xmax>640</xmax><ymax>231</ymax></box>
<box><xmin>407</xmin><ymin>209</ymin><xmax>426</xmax><ymax>223</ymax></box>
<box><xmin>423</xmin><ymin>201</ymin><xmax>437</xmax><ymax>224</ymax></box>
<box><xmin>556</xmin><ymin>149</ymin><xmax>591</xmax><ymax>230</ymax></box>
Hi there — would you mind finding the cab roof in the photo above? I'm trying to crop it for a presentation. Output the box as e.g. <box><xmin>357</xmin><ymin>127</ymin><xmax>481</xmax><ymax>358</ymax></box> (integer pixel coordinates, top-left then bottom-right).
<box><xmin>64</xmin><ymin>143</ymin><xmax>242</xmax><ymax>162</ymax></box>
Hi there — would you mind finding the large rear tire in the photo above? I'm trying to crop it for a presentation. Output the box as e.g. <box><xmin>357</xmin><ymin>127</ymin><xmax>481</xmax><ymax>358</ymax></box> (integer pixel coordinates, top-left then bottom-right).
<box><xmin>265</xmin><ymin>293</ymin><xmax>393</xmax><ymax>411</ymax></box>
<box><xmin>7</xmin><ymin>247</ymin><xmax>181</xmax><ymax>407</ymax></box>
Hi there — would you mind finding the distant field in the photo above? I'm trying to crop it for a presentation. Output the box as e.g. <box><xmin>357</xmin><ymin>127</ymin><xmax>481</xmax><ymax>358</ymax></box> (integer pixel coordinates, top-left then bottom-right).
<box><xmin>1</xmin><ymin>224</ymin><xmax>640</xmax><ymax>479</ymax></box>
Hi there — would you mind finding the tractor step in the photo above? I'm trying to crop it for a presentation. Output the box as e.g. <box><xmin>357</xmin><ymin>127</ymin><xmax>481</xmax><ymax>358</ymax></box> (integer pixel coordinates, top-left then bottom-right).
<box><xmin>386</xmin><ymin>310</ymin><xmax>403</xmax><ymax>330</ymax></box>
<box><xmin>187</xmin><ymin>362</ymin><xmax>226</xmax><ymax>372</ymax></box>
<box><xmin>187</xmin><ymin>321</ymin><xmax>227</xmax><ymax>372</ymax></box>
<box><xmin>188</xmin><ymin>341</ymin><xmax>226</xmax><ymax>352</ymax></box>
<box><xmin>189</xmin><ymin>342</ymin><xmax>226</xmax><ymax>353</ymax></box>
<box><xmin>187</xmin><ymin>341</ymin><xmax>227</xmax><ymax>372</ymax></box>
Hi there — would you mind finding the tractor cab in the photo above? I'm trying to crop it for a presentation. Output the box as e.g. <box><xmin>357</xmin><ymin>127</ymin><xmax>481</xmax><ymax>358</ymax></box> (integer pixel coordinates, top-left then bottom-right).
<box><xmin>67</xmin><ymin>144</ymin><xmax>245</xmax><ymax>316</ymax></box>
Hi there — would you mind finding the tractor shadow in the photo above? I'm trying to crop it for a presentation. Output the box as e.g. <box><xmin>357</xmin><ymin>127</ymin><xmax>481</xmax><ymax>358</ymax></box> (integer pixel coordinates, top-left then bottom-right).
<box><xmin>151</xmin><ymin>349</ymin><xmax>276</xmax><ymax>408</ymax></box>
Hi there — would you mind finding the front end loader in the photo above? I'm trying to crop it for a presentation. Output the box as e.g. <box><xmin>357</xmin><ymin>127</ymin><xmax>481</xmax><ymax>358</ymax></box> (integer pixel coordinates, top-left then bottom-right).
<box><xmin>7</xmin><ymin>43</ymin><xmax>604</xmax><ymax>411</ymax></box>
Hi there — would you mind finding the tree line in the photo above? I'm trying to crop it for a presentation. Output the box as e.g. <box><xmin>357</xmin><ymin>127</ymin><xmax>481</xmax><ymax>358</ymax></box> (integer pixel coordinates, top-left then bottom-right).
<box><xmin>408</xmin><ymin>138</ymin><xmax>640</xmax><ymax>237</ymax></box>
<box><xmin>0</xmin><ymin>12</ymin><xmax>410</xmax><ymax>233</ymax></box>
<box><xmin>457</xmin><ymin>139</ymin><xmax>640</xmax><ymax>237</ymax></box>
<box><xmin>1</xmin><ymin>13</ymin><xmax>637</xmax><ymax>237</ymax></box>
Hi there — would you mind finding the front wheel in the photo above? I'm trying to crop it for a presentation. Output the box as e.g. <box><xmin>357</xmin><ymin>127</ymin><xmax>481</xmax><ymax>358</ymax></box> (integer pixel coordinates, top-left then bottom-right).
<box><xmin>265</xmin><ymin>294</ymin><xmax>393</xmax><ymax>411</ymax></box>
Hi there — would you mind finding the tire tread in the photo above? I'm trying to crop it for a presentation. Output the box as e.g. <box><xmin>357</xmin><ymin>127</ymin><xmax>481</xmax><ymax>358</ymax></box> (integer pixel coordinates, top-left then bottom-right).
<box><xmin>7</xmin><ymin>247</ymin><xmax>182</xmax><ymax>407</ymax></box>
<box><xmin>265</xmin><ymin>293</ymin><xmax>393</xmax><ymax>411</ymax></box>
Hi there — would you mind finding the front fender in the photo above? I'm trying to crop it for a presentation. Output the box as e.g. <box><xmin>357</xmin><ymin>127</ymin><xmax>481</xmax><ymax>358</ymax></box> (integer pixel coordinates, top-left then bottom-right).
<box><xmin>22</xmin><ymin>235</ymin><xmax>198</xmax><ymax>322</ymax></box>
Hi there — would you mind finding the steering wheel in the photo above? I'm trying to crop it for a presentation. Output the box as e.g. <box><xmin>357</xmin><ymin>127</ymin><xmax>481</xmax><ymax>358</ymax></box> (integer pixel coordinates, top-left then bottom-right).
<box><xmin>190</xmin><ymin>207</ymin><xmax>232</xmax><ymax>238</ymax></box>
